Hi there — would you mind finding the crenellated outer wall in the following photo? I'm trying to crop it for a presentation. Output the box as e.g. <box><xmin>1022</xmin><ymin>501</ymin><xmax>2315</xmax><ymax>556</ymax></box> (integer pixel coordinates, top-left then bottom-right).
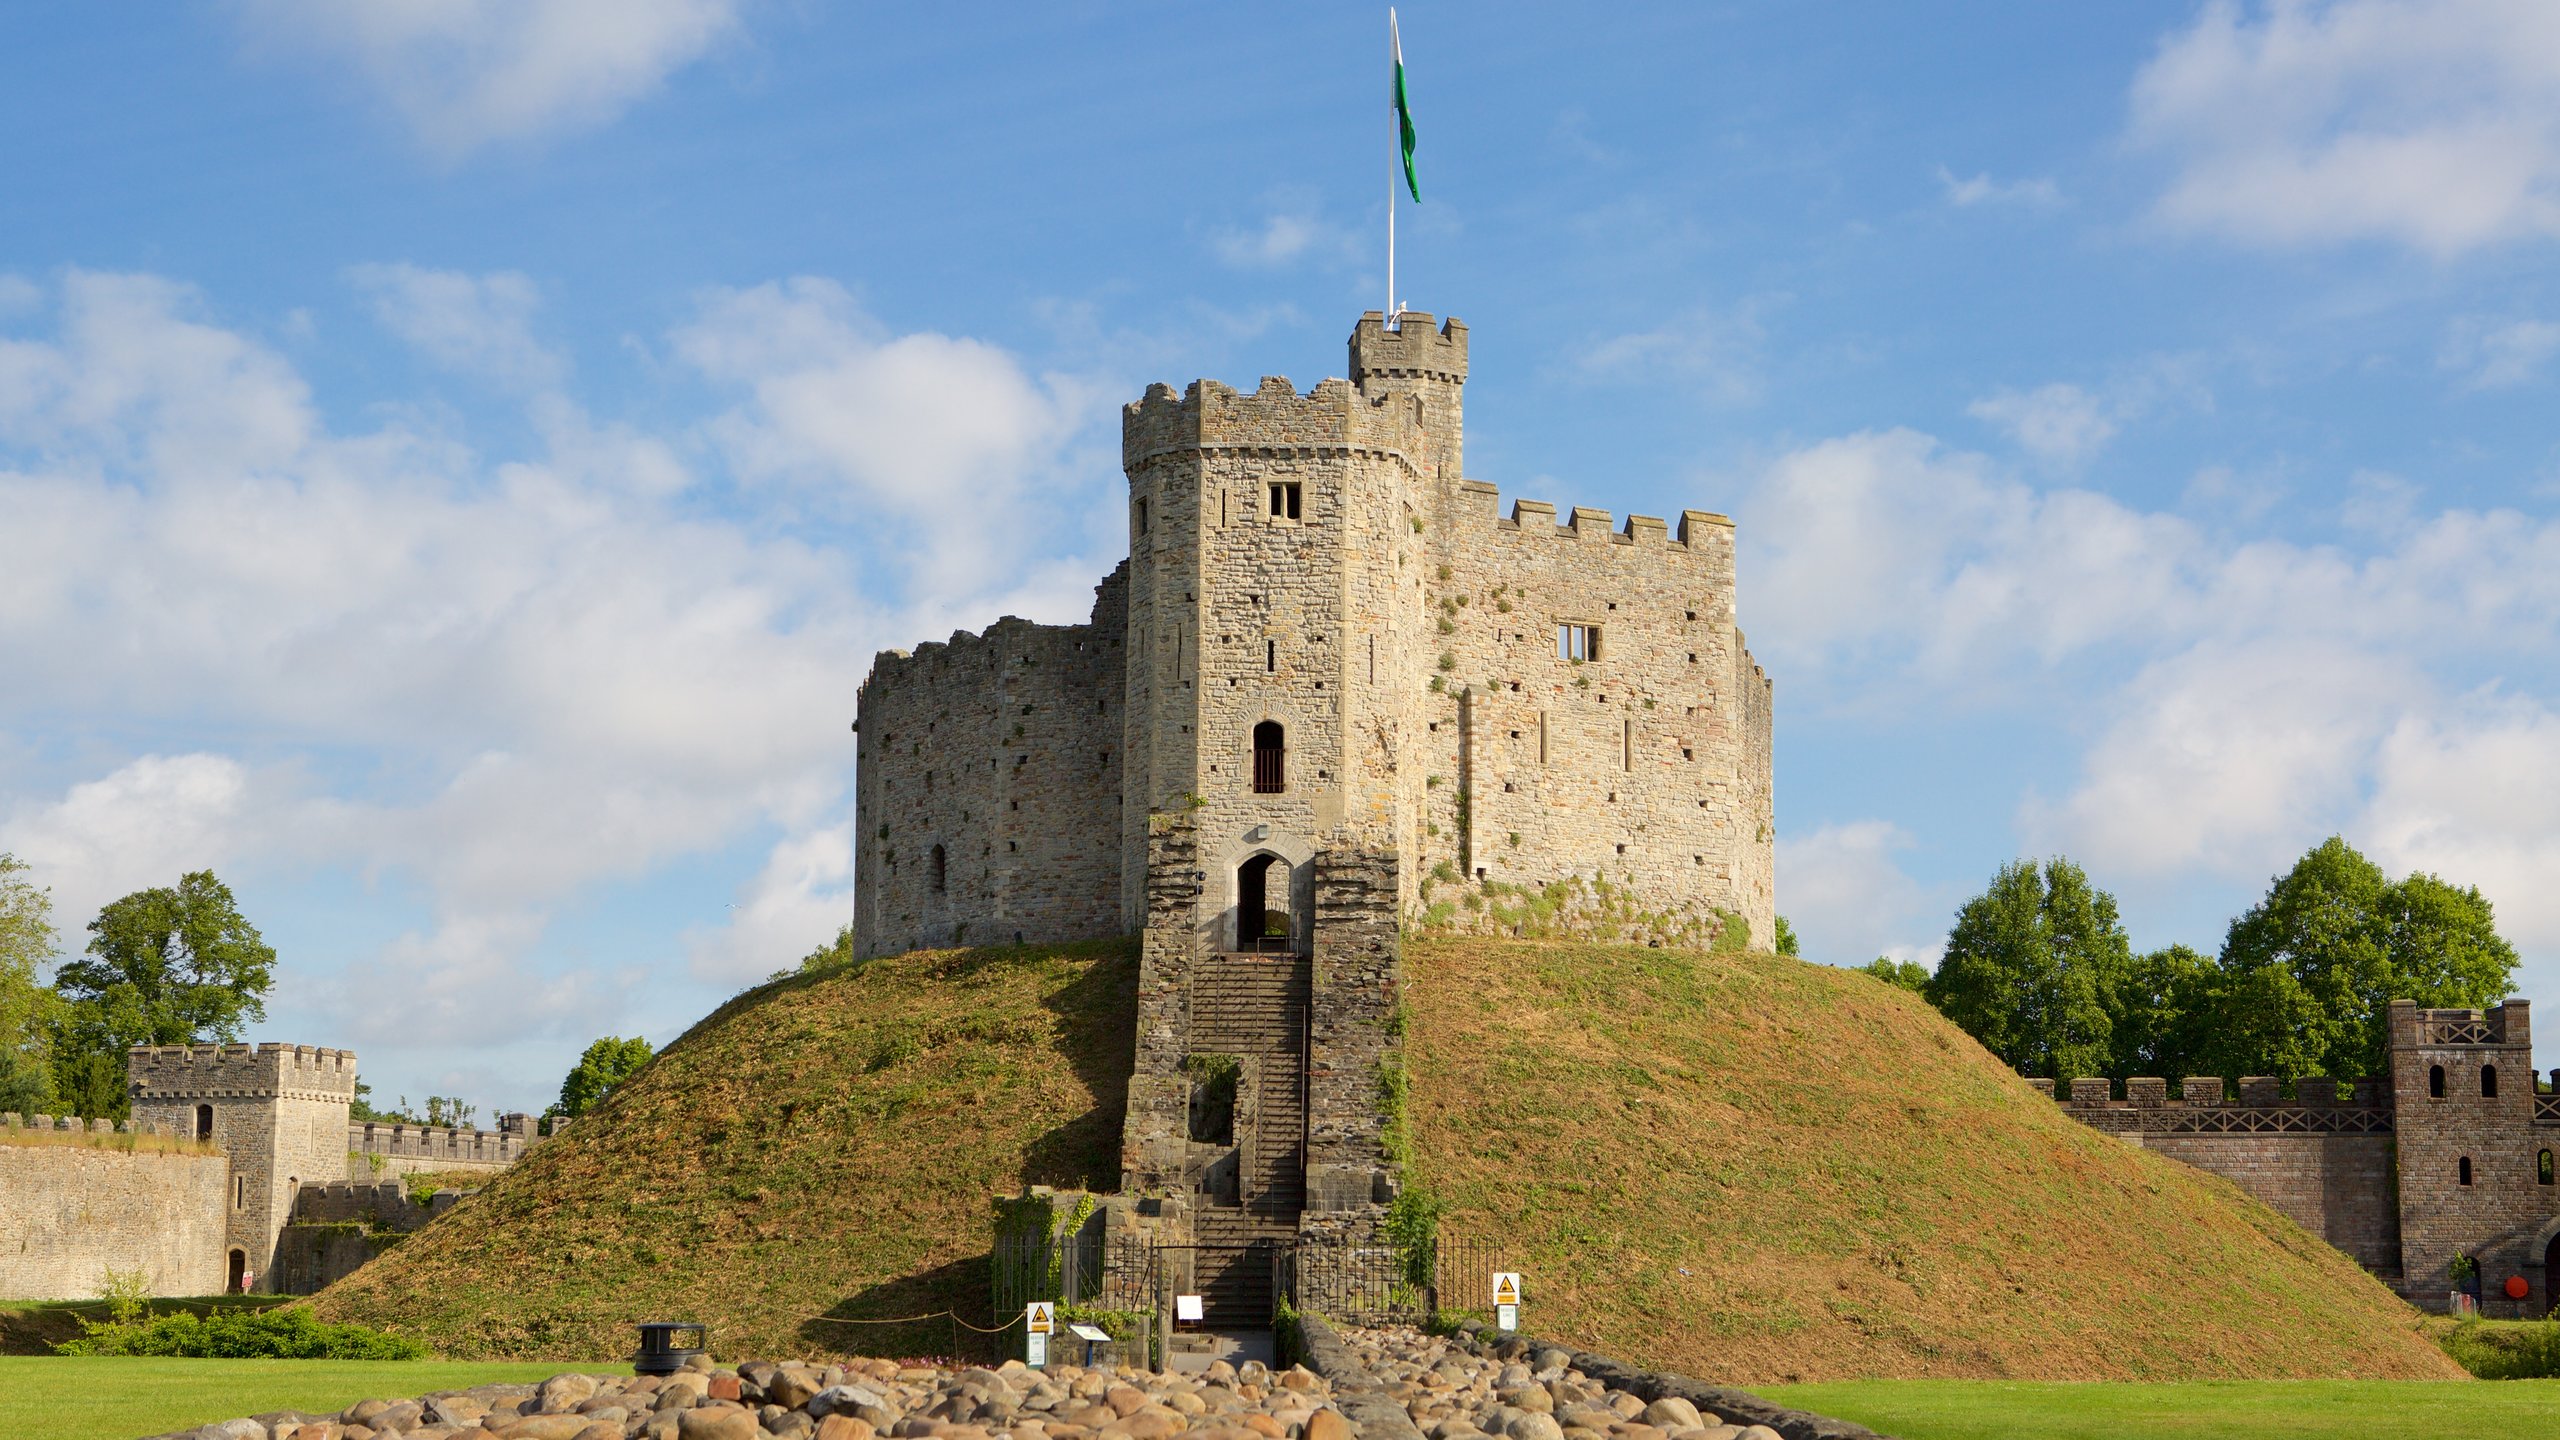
<box><xmin>852</xmin><ymin>567</ymin><xmax>1129</xmax><ymax>958</ymax></box>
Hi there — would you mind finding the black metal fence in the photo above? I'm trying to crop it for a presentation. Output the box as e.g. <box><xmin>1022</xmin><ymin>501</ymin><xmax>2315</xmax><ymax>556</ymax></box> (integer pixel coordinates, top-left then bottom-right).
<box><xmin>1282</xmin><ymin>1233</ymin><xmax>1507</xmax><ymax>1324</ymax></box>
<box><xmin>995</xmin><ymin>1230</ymin><xmax>1508</xmax><ymax>1329</ymax></box>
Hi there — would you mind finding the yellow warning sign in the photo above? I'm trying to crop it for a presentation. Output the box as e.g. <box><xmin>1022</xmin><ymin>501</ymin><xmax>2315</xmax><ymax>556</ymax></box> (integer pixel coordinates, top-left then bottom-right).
<box><xmin>1026</xmin><ymin>1302</ymin><xmax>1055</xmax><ymax>1334</ymax></box>
<box><xmin>1492</xmin><ymin>1272</ymin><xmax>1521</xmax><ymax>1307</ymax></box>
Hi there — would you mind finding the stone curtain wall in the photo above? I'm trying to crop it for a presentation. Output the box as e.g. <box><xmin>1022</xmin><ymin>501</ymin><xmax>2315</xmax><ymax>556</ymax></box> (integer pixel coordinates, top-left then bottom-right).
<box><xmin>0</xmin><ymin>1144</ymin><xmax>228</xmax><ymax>1300</ymax></box>
<box><xmin>2051</xmin><ymin>1004</ymin><xmax>2560</xmax><ymax>1318</ymax></box>
<box><xmin>852</xmin><ymin>570</ymin><xmax>1129</xmax><ymax>960</ymax></box>
<box><xmin>2146</xmin><ymin>1133</ymin><xmax>2402</xmax><ymax>1274</ymax></box>
<box><xmin>2051</xmin><ymin>1076</ymin><xmax>2404</xmax><ymax>1278</ymax></box>
<box><xmin>1416</xmin><ymin>490</ymin><xmax>1775</xmax><ymax>947</ymax></box>
<box><xmin>1123</xmin><ymin>818</ymin><xmax>1203</xmax><ymax>1190</ymax></box>
<box><xmin>346</xmin><ymin>1121</ymin><xmax>528</xmax><ymax>1178</ymax></box>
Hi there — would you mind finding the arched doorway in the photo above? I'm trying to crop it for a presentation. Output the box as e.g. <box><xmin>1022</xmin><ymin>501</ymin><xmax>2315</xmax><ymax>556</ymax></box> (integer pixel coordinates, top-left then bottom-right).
<box><xmin>226</xmin><ymin>1249</ymin><xmax>247</xmax><ymax>1295</ymax></box>
<box><xmin>2547</xmin><ymin>1232</ymin><xmax>2560</xmax><ymax>1317</ymax></box>
<box><xmin>1235</xmin><ymin>853</ymin><xmax>1291</xmax><ymax>952</ymax></box>
<box><xmin>194</xmin><ymin>1104</ymin><xmax>212</xmax><ymax>1140</ymax></box>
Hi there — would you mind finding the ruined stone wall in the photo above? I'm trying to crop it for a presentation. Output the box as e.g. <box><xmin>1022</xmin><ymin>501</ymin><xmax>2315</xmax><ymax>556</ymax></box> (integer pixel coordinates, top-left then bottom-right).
<box><xmin>852</xmin><ymin>570</ymin><xmax>1128</xmax><ymax>959</ymax></box>
<box><xmin>128</xmin><ymin>1043</ymin><xmax>355</xmax><ymax>1282</ymax></box>
<box><xmin>1303</xmin><ymin>846</ymin><xmax>1403</xmax><ymax>1231</ymax></box>
<box><xmin>0</xmin><ymin>1142</ymin><xmax>229</xmax><ymax>1300</ymax></box>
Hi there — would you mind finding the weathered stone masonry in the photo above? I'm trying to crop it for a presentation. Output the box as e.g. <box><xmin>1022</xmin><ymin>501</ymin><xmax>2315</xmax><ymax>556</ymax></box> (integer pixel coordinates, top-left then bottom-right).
<box><xmin>2052</xmin><ymin>999</ymin><xmax>2560</xmax><ymax>1317</ymax></box>
<box><xmin>852</xmin><ymin>313</ymin><xmax>1775</xmax><ymax>1307</ymax></box>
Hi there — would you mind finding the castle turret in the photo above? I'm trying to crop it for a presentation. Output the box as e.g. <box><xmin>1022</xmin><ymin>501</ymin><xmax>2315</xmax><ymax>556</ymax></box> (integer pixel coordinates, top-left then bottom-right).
<box><xmin>128</xmin><ymin>1043</ymin><xmax>355</xmax><ymax>1292</ymax></box>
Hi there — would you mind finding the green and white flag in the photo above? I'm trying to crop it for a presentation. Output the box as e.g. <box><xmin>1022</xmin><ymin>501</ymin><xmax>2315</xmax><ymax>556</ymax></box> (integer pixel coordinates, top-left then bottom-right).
<box><xmin>1392</xmin><ymin>10</ymin><xmax>1419</xmax><ymax>203</ymax></box>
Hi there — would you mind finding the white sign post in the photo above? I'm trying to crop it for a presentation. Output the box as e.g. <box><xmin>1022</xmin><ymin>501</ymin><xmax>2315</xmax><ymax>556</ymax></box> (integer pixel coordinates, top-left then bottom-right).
<box><xmin>1492</xmin><ymin>1271</ymin><xmax>1521</xmax><ymax>1333</ymax></box>
<box><xmin>1025</xmin><ymin>1301</ymin><xmax>1055</xmax><ymax>1367</ymax></box>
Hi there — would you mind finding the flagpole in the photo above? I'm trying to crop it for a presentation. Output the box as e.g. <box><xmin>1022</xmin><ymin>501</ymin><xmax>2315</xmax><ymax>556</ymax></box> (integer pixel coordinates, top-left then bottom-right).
<box><xmin>1387</xmin><ymin>8</ymin><xmax>1398</xmax><ymax>327</ymax></box>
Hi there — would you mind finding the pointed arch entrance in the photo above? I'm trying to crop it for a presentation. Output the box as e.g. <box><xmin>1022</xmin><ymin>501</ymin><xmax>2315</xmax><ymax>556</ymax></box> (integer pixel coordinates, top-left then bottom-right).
<box><xmin>1215</xmin><ymin>826</ymin><xmax>1314</xmax><ymax>954</ymax></box>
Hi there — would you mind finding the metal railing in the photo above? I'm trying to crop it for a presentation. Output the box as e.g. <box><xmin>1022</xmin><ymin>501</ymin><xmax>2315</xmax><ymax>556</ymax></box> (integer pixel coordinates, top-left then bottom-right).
<box><xmin>991</xmin><ymin>1231</ymin><xmax>1509</xmax><ymax>1330</ymax></box>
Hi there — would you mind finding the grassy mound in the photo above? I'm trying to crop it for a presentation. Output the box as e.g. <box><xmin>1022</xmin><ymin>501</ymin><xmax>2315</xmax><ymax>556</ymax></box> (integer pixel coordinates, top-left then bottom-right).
<box><xmin>317</xmin><ymin>931</ymin><xmax>2451</xmax><ymax>1381</ymax></box>
<box><xmin>312</xmin><ymin>940</ymin><xmax>1134</xmax><ymax>1361</ymax></box>
<box><xmin>1402</xmin><ymin>937</ymin><xmax>2460</xmax><ymax>1382</ymax></box>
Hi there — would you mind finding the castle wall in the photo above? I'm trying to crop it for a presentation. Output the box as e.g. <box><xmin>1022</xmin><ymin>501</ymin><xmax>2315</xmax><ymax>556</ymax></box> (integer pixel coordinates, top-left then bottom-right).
<box><xmin>129</xmin><ymin>1043</ymin><xmax>356</xmax><ymax>1284</ymax></box>
<box><xmin>2387</xmin><ymin>1001</ymin><xmax>2551</xmax><ymax>1314</ymax></box>
<box><xmin>346</xmin><ymin>1121</ymin><xmax>526</xmax><ymax>1177</ymax></box>
<box><xmin>853</xmin><ymin>571</ymin><xmax>1128</xmax><ymax>959</ymax></box>
<box><xmin>1417</xmin><ymin>489</ymin><xmax>1775</xmax><ymax>945</ymax></box>
<box><xmin>2141</xmin><ymin>1133</ymin><xmax>2403</xmax><ymax>1275</ymax></box>
<box><xmin>0</xmin><ymin>1143</ymin><xmax>229</xmax><ymax>1300</ymax></box>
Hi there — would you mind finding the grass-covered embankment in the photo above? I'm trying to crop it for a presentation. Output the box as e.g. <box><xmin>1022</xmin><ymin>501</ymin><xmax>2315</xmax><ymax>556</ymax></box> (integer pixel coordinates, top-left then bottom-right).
<box><xmin>1402</xmin><ymin>937</ymin><xmax>2460</xmax><ymax>1382</ymax></box>
<box><xmin>313</xmin><ymin>939</ymin><xmax>1136</xmax><ymax>1360</ymax></box>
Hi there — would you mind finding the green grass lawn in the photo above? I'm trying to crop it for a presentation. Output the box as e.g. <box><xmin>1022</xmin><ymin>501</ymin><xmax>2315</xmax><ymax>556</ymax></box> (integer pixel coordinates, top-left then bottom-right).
<box><xmin>0</xmin><ymin>1356</ymin><xmax>629</xmax><ymax>1440</ymax></box>
<box><xmin>1757</xmin><ymin>1379</ymin><xmax>2560</xmax><ymax>1440</ymax></box>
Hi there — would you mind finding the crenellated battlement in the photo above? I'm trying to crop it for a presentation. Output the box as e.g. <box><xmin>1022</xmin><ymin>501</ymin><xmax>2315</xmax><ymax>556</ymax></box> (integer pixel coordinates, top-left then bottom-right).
<box><xmin>1448</xmin><ymin>481</ymin><xmax>1736</xmax><ymax>552</ymax></box>
<box><xmin>1122</xmin><ymin>375</ymin><xmax>1423</xmax><ymax>472</ymax></box>
<box><xmin>2040</xmin><ymin>1074</ymin><xmax>2395</xmax><ymax>1135</ymax></box>
<box><xmin>126</xmin><ymin>1042</ymin><xmax>359</xmax><ymax>1102</ymax></box>
<box><xmin>1348</xmin><ymin>310</ymin><xmax>1468</xmax><ymax>384</ymax></box>
<box><xmin>348</xmin><ymin>1120</ymin><xmax>529</xmax><ymax>1166</ymax></box>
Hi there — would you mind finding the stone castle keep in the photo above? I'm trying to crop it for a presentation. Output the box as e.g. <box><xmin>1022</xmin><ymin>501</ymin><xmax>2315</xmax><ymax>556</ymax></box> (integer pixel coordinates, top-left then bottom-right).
<box><xmin>853</xmin><ymin>313</ymin><xmax>1775</xmax><ymax>1319</ymax></box>
<box><xmin>0</xmin><ymin>1043</ymin><xmax>534</xmax><ymax>1301</ymax></box>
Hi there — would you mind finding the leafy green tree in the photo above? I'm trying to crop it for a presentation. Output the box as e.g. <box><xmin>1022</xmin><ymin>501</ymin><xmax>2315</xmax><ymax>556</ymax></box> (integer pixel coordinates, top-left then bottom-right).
<box><xmin>1924</xmin><ymin>858</ymin><xmax>2128</xmax><ymax>1081</ymax></box>
<box><xmin>794</xmin><ymin>922</ymin><xmax>858</xmax><ymax>975</ymax></box>
<box><xmin>2209</xmin><ymin>837</ymin><xmax>2516</xmax><ymax>1079</ymax></box>
<box><xmin>2097</xmin><ymin>944</ymin><xmax>2217</xmax><ymax>1080</ymax></box>
<box><xmin>1855</xmin><ymin>956</ymin><xmax>1929</xmax><ymax>993</ymax></box>
<box><xmin>555</xmin><ymin>1035</ymin><xmax>654</xmax><ymax>1119</ymax></box>
<box><xmin>1773</xmin><ymin>916</ymin><xmax>1800</xmax><ymax>957</ymax></box>
<box><xmin>49</xmin><ymin>871</ymin><xmax>276</xmax><ymax>1119</ymax></box>
<box><xmin>0</xmin><ymin>854</ymin><xmax>57</xmax><ymax>1114</ymax></box>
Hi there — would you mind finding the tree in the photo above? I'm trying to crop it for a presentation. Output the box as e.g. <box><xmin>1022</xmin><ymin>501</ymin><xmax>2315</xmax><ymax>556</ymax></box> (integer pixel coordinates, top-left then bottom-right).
<box><xmin>0</xmin><ymin>854</ymin><xmax>57</xmax><ymax>1114</ymax></box>
<box><xmin>49</xmin><ymin>871</ymin><xmax>276</xmax><ymax>1119</ymax></box>
<box><xmin>2211</xmin><ymin>837</ymin><xmax>2516</xmax><ymax>1079</ymax></box>
<box><xmin>555</xmin><ymin>1035</ymin><xmax>653</xmax><ymax>1120</ymax></box>
<box><xmin>1855</xmin><ymin>956</ymin><xmax>1929</xmax><ymax>993</ymax></box>
<box><xmin>2097</xmin><ymin>944</ymin><xmax>2216</xmax><ymax>1080</ymax></box>
<box><xmin>1923</xmin><ymin>858</ymin><xmax>2128</xmax><ymax>1081</ymax></box>
<box><xmin>1773</xmin><ymin>916</ymin><xmax>1800</xmax><ymax>957</ymax></box>
<box><xmin>794</xmin><ymin>922</ymin><xmax>858</xmax><ymax>975</ymax></box>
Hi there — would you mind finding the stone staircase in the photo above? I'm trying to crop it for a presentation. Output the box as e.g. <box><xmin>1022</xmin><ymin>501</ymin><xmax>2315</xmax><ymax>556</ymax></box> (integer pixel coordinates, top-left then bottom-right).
<box><xmin>1187</xmin><ymin>952</ymin><xmax>1309</xmax><ymax>1328</ymax></box>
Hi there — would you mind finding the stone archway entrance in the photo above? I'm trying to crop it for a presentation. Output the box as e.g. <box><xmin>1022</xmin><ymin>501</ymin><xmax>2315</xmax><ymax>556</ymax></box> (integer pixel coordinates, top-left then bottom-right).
<box><xmin>1235</xmin><ymin>854</ymin><xmax>1291</xmax><ymax>952</ymax></box>
<box><xmin>227</xmin><ymin>1248</ymin><xmax>247</xmax><ymax>1295</ymax></box>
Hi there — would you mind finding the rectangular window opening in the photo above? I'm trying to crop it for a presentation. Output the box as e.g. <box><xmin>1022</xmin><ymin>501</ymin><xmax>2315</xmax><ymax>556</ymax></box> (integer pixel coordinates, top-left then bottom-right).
<box><xmin>1266</xmin><ymin>639</ymin><xmax>1277</xmax><ymax>673</ymax></box>
<box><xmin>1136</xmin><ymin>497</ymin><xmax>1150</xmax><ymax>535</ymax></box>
<box><xmin>1269</xmin><ymin>482</ymin><xmax>1302</xmax><ymax>520</ymax></box>
<box><xmin>1558</xmin><ymin>623</ymin><xmax>1601</xmax><ymax>662</ymax></box>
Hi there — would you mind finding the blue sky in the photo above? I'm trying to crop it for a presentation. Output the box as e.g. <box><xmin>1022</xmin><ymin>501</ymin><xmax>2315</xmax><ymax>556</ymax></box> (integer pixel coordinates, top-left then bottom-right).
<box><xmin>5</xmin><ymin>1</ymin><xmax>2560</xmax><ymax>1114</ymax></box>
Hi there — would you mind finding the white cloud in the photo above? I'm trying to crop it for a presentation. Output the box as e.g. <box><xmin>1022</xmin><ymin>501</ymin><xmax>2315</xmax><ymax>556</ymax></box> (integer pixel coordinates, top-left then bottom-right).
<box><xmin>2020</xmin><ymin>640</ymin><xmax>2414</xmax><ymax>875</ymax></box>
<box><xmin>236</xmin><ymin>0</ymin><xmax>744</xmax><ymax>159</ymax></box>
<box><xmin>2361</xmin><ymin>698</ymin><xmax>2560</xmax><ymax>960</ymax></box>
<box><xmin>348</xmin><ymin>263</ymin><xmax>563</xmax><ymax>388</ymax></box>
<box><xmin>682</xmin><ymin>823</ymin><xmax>857</xmax><ymax>984</ymax></box>
<box><xmin>0</xmin><ymin>268</ymin><xmax>1119</xmax><ymax>1077</ymax></box>
<box><xmin>1572</xmin><ymin>305</ymin><xmax>1767</xmax><ymax>407</ymax></box>
<box><xmin>675</xmin><ymin>277</ymin><xmax>1118</xmax><ymax>601</ymax></box>
<box><xmin>1774</xmin><ymin>820</ymin><xmax>1940</xmax><ymax>968</ymax></box>
<box><xmin>2129</xmin><ymin>0</ymin><xmax>2560</xmax><ymax>255</ymax></box>
<box><xmin>1935</xmin><ymin>166</ymin><xmax>2062</xmax><ymax>208</ymax></box>
<box><xmin>2</xmin><ymin>755</ymin><xmax>264</xmax><ymax>941</ymax></box>
<box><xmin>2441</xmin><ymin>315</ymin><xmax>2560</xmax><ymax>388</ymax></box>
<box><xmin>1968</xmin><ymin>383</ymin><xmax>2117</xmax><ymax>467</ymax></box>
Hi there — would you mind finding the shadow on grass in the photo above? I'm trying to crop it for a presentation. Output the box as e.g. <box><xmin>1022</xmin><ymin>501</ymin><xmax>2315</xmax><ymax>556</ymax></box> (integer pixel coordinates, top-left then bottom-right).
<box><xmin>797</xmin><ymin>1256</ymin><xmax>996</xmax><ymax>1365</ymax></box>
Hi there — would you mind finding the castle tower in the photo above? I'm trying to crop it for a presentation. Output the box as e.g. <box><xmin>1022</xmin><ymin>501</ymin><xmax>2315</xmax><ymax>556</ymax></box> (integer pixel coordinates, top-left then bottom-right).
<box><xmin>128</xmin><ymin>1044</ymin><xmax>356</xmax><ymax>1292</ymax></box>
<box><xmin>2386</xmin><ymin>1000</ymin><xmax>2546</xmax><ymax>1312</ymax></box>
